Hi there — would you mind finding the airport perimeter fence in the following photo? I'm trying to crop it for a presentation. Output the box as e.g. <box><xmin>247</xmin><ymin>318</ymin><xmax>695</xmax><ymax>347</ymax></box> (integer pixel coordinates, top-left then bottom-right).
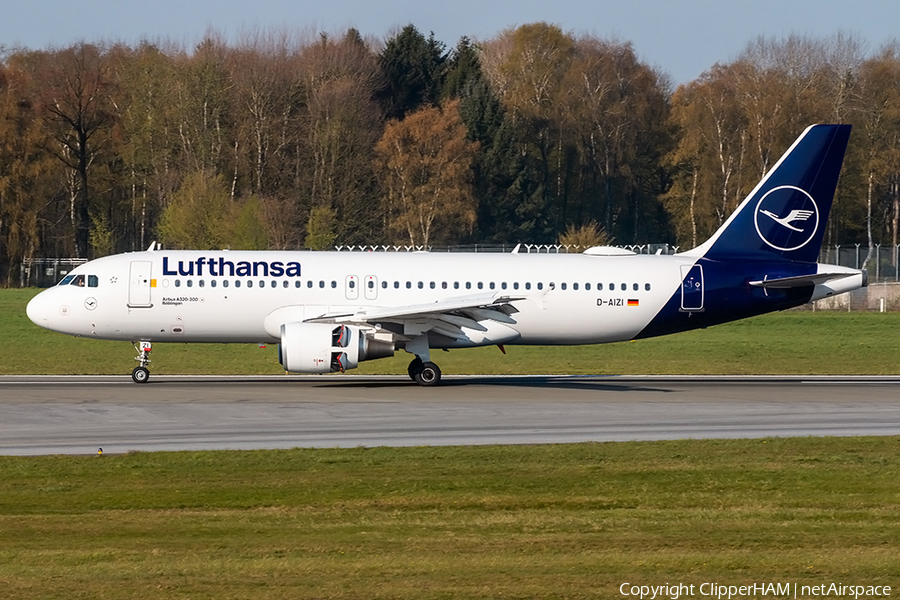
<box><xmin>332</xmin><ymin>242</ymin><xmax>678</xmax><ymax>255</ymax></box>
<box><xmin>20</xmin><ymin>258</ymin><xmax>88</xmax><ymax>288</ymax></box>
<box><xmin>334</xmin><ymin>243</ymin><xmax>900</xmax><ymax>279</ymax></box>
<box><xmin>818</xmin><ymin>244</ymin><xmax>900</xmax><ymax>282</ymax></box>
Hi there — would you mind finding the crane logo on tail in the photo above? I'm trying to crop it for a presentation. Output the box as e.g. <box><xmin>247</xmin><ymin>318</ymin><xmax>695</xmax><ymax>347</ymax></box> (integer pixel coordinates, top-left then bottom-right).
<box><xmin>754</xmin><ymin>185</ymin><xmax>819</xmax><ymax>251</ymax></box>
<box><xmin>759</xmin><ymin>208</ymin><xmax>814</xmax><ymax>232</ymax></box>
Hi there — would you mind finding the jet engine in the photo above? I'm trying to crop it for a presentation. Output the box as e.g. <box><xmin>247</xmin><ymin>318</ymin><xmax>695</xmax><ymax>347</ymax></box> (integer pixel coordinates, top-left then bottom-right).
<box><xmin>278</xmin><ymin>322</ymin><xmax>394</xmax><ymax>374</ymax></box>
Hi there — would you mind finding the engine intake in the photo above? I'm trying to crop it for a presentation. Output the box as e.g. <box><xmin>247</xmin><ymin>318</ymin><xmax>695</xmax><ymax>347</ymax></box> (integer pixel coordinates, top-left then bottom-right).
<box><xmin>278</xmin><ymin>322</ymin><xmax>394</xmax><ymax>374</ymax></box>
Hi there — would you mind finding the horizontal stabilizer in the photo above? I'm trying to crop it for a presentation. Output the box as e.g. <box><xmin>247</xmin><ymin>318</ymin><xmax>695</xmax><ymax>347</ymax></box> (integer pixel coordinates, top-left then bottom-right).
<box><xmin>749</xmin><ymin>272</ymin><xmax>860</xmax><ymax>289</ymax></box>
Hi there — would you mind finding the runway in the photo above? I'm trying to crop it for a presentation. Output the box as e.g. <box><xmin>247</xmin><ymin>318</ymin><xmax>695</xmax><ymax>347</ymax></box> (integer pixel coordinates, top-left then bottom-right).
<box><xmin>1</xmin><ymin>375</ymin><xmax>899</xmax><ymax>455</ymax></box>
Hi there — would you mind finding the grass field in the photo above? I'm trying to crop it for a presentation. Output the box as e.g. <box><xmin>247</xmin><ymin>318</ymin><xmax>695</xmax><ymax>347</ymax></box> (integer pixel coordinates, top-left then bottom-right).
<box><xmin>3</xmin><ymin>288</ymin><xmax>900</xmax><ymax>375</ymax></box>
<box><xmin>1</xmin><ymin>439</ymin><xmax>899</xmax><ymax>599</ymax></box>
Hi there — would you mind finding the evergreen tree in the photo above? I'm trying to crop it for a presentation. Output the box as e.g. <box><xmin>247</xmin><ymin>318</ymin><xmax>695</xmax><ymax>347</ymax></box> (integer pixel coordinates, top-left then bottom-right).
<box><xmin>378</xmin><ymin>25</ymin><xmax>446</xmax><ymax>119</ymax></box>
<box><xmin>458</xmin><ymin>78</ymin><xmax>547</xmax><ymax>243</ymax></box>
<box><xmin>443</xmin><ymin>37</ymin><xmax>481</xmax><ymax>100</ymax></box>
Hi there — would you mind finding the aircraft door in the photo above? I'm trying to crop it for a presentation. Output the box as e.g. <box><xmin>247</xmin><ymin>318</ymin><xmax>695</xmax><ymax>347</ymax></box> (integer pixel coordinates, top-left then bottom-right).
<box><xmin>129</xmin><ymin>261</ymin><xmax>153</xmax><ymax>308</ymax></box>
<box><xmin>364</xmin><ymin>275</ymin><xmax>378</xmax><ymax>300</ymax></box>
<box><xmin>345</xmin><ymin>275</ymin><xmax>359</xmax><ymax>300</ymax></box>
<box><xmin>680</xmin><ymin>264</ymin><xmax>704</xmax><ymax>312</ymax></box>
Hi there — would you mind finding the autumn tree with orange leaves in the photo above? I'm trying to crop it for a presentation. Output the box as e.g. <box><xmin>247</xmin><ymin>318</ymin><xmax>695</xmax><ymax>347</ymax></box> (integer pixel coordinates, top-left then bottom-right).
<box><xmin>374</xmin><ymin>100</ymin><xmax>479</xmax><ymax>246</ymax></box>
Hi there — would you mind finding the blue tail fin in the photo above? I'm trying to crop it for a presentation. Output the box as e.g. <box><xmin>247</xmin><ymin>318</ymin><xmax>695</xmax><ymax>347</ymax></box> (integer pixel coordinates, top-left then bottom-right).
<box><xmin>688</xmin><ymin>124</ymin><xmax>851</xmax><ymax>263</ymax></box>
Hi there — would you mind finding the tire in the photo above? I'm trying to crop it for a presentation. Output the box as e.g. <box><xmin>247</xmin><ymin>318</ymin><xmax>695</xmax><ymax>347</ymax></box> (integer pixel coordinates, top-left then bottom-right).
<box><xmin>414</xmin><ymin>362</ymin><xmax>441</xmax><ymax>386</ymax></box>
<box><xmin>131</xmin><ymin>366</ymin><xmax>150</xmax><ymax>384</ymax></box>
<box><xmin>407</xmin><ymin>357</ymin><xmax>424</xmax><ymax>381</ymax></box>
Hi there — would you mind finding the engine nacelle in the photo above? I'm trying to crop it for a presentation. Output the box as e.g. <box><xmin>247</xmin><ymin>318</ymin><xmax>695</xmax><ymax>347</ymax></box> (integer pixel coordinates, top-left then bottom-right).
<box><xmin>278</xmin><ymin>322</ymin><xmax>394</xmax><ymax>374</ymax></box>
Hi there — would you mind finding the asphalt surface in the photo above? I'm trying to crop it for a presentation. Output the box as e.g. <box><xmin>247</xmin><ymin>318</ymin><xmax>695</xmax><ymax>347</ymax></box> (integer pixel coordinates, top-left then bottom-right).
<box><xmin>1</xmin><ymin>375</ymin><xmax>899</xmax><ymax>455</ymax></box>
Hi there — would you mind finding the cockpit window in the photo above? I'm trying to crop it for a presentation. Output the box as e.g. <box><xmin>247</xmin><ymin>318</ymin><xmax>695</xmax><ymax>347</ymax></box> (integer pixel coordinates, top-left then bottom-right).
<box><xmin>71</xmin><ymin>275</ymin><xmax>86</xmax><ymax>287</ymax></box>
<box><xmin>88</xmin><ymin>275</ymin><xmax>99</xmax><ymax>288</ymax></box>
<box><xmin>59</xmin><ymin>275</ymin><xmax>75</xmax><ymax>286</ymax></box>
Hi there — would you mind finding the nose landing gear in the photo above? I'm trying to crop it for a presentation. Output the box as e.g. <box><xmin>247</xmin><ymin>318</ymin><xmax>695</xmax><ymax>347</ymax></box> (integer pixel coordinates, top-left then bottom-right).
<box><xmin>132</xmin><ymin>341</ymin><xmax>152</xmax><ymax>383</ymax></box>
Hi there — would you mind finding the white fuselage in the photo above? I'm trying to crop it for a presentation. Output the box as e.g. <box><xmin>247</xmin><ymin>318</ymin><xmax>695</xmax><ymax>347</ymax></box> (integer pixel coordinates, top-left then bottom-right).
<box><xmin>26</xmin><ymin>250</ymin><xmax>695</xmax><ymax>347</ymax></box>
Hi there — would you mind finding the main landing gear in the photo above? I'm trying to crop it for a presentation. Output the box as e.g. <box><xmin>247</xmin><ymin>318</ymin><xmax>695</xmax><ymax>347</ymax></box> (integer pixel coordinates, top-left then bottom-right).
<box><xmin>132</xmin><ymin>341</ymin><xmax>152</xmax><ymax>383</ymax></box>
<box><xmin>405</xmin><ymin>335</ymin><xmax>441</xmax><ymax>386</ymax></box>
<box><xmin>407</xmin><ymin>357</ymin><xmax>442</xmax><ymax>386</ymax></box>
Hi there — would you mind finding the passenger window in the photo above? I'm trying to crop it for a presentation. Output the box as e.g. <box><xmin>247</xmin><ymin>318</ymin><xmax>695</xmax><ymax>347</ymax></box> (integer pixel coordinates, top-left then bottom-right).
<box><xmin>88</xmin><ymin>275</ymin><xmax>99</xmax><ymax>288</ymax></box>
<box><xmin>454</xmin><ymin>282</ymin><xmax>459</xmax><ymax>289</ymax></box>
<box><xmin>199</xmin><ymin>280</ymin><xmax>205</xmax><ymax>288</ymax></box>
<box><xmin>633</xmin><ymin>283</ymin><xmax>638</xmax><ymax>291</ymax></box>
<box><xmin>466</xmin><ymin>282</ymin><xmax>471</xmax><ymax>289</ymax></box>
<box><xmin>381</xmin><ymin>281</ymin><xmax>387</xmax><ymax>289</ymax></box>
<box><xmin>349</xmin><ymin>280</ymin><xmax>356</xmax><ymax>289</ymax></box>
<box><xmin>331</xmin><ymin>281</ymin><xmax>337</xmax><ymax>288</ymax></box>
<box><xmin>585</xmin><ymin>283</ymin><xmax>591</xmax><ymax>291</ymax></box>
<box><xmin>307</xmin><ymin>281</ymin><xmax>313</xmax><ymax>288</ymax></box>
<box><xmin>247</xmin><ymin>281</ymin><xmax>253</xmax><ymax>288</ymax></box>
<box><xmin>525</xmin><ymin>282</ymin><xmax>531</xmax><ymax>290</ymax></box>
<box><xmin>489</xmin><ymin>282</ymin><xmax>495</xmax><ymax>290</ymax></box>
<box><xmin>223</xmin><ymin>280</ymin><xmax>229</xmax><ymax>288</ymax></box>
<box><xmin>478</xmin><ymin>282</ymin><xmax>483</xmax><ymax>290</ymax></box>
<box><xmin>598</xmin><ymin>283</ymin><xmax>603</xmax><ymax>290</ymax></box>
<box><xmin>368</xmin><ymin>281</ymin><xmax>375</xmax><ymax>289</ymax></box>
<box><xmin>573</xmin><ymin>283</ymin><xmax>579</xmax><ymax>290</ymax></box>
<box><xmin>395</xmin><ymin>281</ymin><xmax>400</xmax><ymax>289</ymax></box>
<box><xmin>212</xmin><ymin>280</ymin><xmax>217</xmax><ymax>288</ymax></box>
<box><xmin>561</xmin><ymin>283</ymin><xmax>567</xmax><ymax>290</ymax></box>
<box><xmin>537</xmin><ymin>282</ymin><xmax>543</xmax><ymax>290</ymax></box>
<box><xmin>429</xmin><ymin>282</ymin><xmax>435</xmax><ymax>289</ymax></box>
<box><xmin>513</xmin><ymin>282</ymin><xmax>519</xmax><ymax>290</ymax></box>
<box><xmin>621</xmin><ymin>283</ymin><xmax>627</xmax><ymax>291</ymax></box>
<box><xmin>418</xmin><ymin>282</ymin><xmax>423</xmax><ymax>289</ymax></box>
<box><xmin>294</xmin><ymin>281</ymin><xmax>300</xmax><ymax>288</ymax></box>
<box><xmin>442</xmin><ymin>282</ymin><xmax>447</xmax><ymax>289</ymax></box>
<box><xmin>501</xmin><ymin>282</ymin><xmax>507</xmax><ymax>290</ymax></box>
<box><xmin>319</xmin><ymin>281</ymin><xmax>325</xmax><ymax>288</ymax></box>
<box><xmin>609</xmin><ymin>283</ymin><xmax>614</xmax><ymax>290</ymax></box>
<box><xmin>235</xmin><ymin>280</ymin><xmax>241</xmax><ymax>288</ymax></box>
<box><xmin>274</xmin><ymin>281</ymin><xmax>279</xmax><ymax>288</ymax></box>
<box><xmin>645</xmin><ymin>283</ymin><xmax>651</xmax><ymax>291</ymax></box>
<box><xmin>175</xmin><ymin>280</ymin><xmax>181</xmax><ymax>288</ymax></box>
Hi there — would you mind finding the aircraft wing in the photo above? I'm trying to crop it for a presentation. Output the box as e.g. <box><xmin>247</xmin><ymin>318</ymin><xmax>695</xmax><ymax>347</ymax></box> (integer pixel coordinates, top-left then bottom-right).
<box><xmin>304</xmin><ymin>293</ymin><xmax>526</xmax><ymax>341</ymax></box>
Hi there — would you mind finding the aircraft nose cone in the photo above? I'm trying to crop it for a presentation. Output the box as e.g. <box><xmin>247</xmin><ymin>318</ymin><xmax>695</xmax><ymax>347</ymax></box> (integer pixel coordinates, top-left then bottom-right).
<box><xmin>26</xmin><ymin>291</ymin><xmax>51</xmax><ymax>328</ymax></box>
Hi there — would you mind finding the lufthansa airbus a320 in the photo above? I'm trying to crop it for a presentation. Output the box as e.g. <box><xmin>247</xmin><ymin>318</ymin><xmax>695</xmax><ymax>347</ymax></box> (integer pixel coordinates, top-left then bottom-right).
<box><xmin>27</xmin><ymin>124</ymin><xmax>866</xmax><ymax>385</ymax></box>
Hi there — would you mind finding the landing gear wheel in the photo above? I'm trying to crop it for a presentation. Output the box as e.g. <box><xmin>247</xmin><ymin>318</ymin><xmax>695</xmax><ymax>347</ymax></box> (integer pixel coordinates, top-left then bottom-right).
<box><xmin>414</xmin><ymin>361</ymin><xmax>441</xmax><ymax>386</ymax></box>
<box><xmin>132</xmin><ymin>342</ymin><xmax>152</xmax><ymax>384</ymax></box>
<box><xmin>407</xmin><ymin>357</ymin><xmax>424</xmax><ymax>381</ymax></box>
<box><xmin>131</xmin><ymin>366</ymin><xmax>150</xmax><ymax>384</ymax></box>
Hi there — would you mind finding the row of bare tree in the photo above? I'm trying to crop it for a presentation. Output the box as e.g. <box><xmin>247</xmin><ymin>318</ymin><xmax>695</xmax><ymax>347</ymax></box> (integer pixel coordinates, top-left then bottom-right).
<box><xmin>667</xmin><ymin>33</ymin><xmax>900</xmax><ymax>258</ymax></box>
<box><xmin>1</xmin><ymin>24</ymin><xmax>899</xmax><ymax>285</ymax></box>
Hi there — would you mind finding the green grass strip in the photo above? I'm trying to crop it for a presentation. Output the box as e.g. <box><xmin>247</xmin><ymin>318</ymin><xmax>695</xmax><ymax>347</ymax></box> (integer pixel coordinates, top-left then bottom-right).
<box><xmin>0</xmin><ymin>438</ymin><xmax>898</xmax><ymax>598</ymax></box>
